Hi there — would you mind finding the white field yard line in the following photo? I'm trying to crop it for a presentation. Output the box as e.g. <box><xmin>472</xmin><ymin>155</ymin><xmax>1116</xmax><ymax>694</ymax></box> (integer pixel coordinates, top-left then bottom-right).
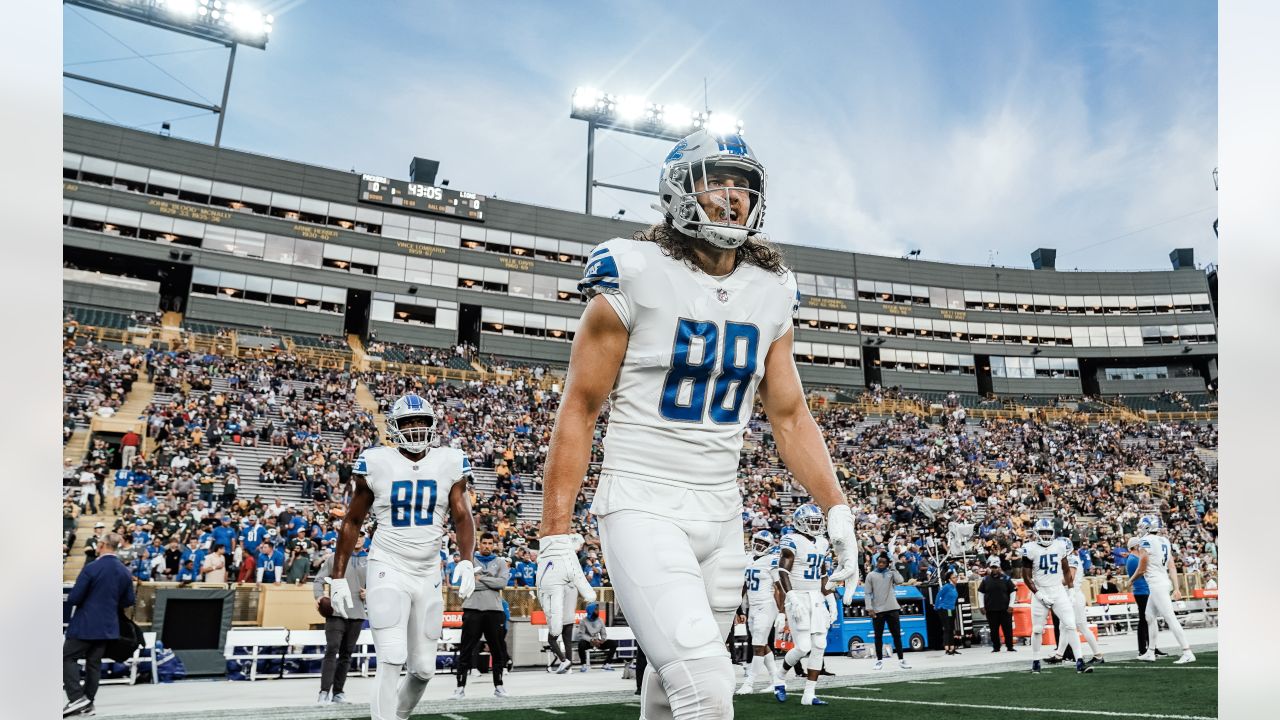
<box><xmin>537</xmin><ymin>710</ymin><xmax>567</xmax><ymax>715</ymax></box>
<box><xmin>1111</xmin><ymin>661</ymin><xmax>1218</xmax><ymax>666</ymax></box>
<box><xmin>905</xmin><ymin>680</ymin><xmax>945</xmax><ymax>685</ymax></box>
<box><xmin>441</xmin><ymin>714</ymin><xmax>468</xmax><ymax>720</ymax></box>
<box><xmin>820</xmin><ymin>694</ymin><xmax>1215</xmax><ymax>720</ymax></box>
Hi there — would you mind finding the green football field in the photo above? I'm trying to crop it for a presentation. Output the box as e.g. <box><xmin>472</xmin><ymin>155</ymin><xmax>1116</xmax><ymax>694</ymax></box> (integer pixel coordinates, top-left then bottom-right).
<box><xmin>404</xmin><ymin>653</ymin><xmax>1217</xmax><ymax>720</ymax></box>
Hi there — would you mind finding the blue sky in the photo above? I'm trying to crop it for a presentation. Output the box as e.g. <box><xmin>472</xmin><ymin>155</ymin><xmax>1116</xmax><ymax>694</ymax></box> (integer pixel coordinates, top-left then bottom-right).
<box><xmin>63</xmin><ymin>1</ymin><xmax>1218</xmax><ymax>270</ymax></box>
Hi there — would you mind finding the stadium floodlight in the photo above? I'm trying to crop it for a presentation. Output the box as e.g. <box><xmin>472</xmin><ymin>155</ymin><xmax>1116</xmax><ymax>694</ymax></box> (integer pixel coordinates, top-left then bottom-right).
<box><xmin>572</xmin><ymin>86</ymin><xmax>602</xmax><ymax>111</ymax></box>
<box><xmin>615</xmin><ymin>95</ymin><xmax>648</xmax><ymax>123</ymax></box>
<box><xmin>661</xmin><ymin>104</ymin><xmax>693</xmax><ymax>131</ymax></box>
<box><xmin>165</xmin><ymin>0</ymin><xmax>199</xmax><ymax>18</ymax></box>
<box><xmin>65</xmin><ymin>0</ymin><xmax>274</xmax><ymax>146</ymax></box>
<box><xmin>570</xmin><ymin>86</ymin><xmax>747</xmax><ymax>214</ymax></box>
<box><xmin>705</xmin><ymin>112</ymin><xmax>743</xmax><ymax>135</ymax></box>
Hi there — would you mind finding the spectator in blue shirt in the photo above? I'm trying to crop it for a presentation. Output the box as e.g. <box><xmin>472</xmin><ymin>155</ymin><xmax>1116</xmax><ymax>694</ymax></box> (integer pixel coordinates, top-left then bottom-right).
<box><xmin>180</xmin><ymin>538</ymin><xmax>206</xmax><ymax>574</ymax></box>
<box><xmin>176</xmin><ymin>559</ymin><xmax>198</xmax><ymax>583</ymax></box>
<box><xmin>131</xmin><ymin>521</ymin><xmax>152</xmax><ymax>549</ymax></box>
<box><xmin>517</xmin><ymin>553</ymin><xmax>537</xmax><ymax>587</ymax></box>
<box><xmin>241</xmin><ymin>517</ymin><xmax>266</xmax><ymax>555</ymax></box>
<box><xmin>211</xmin><ymin>516</ymin><xmax>237</xmax><ymax>555</ymax></box>
<box><xmin>935</xmin><ymin>572</ymin><xmax>961</xmax><ymax>655</ymax></box>
<box><xmin>288</xmin><ymin>514</ymin><xmax>307</xmax><ymax>539</ymax></box>
<box><xmin>256</xmin><ymin>541</ymin><xmax>285</xmax><ymax>584</ymax></box>
<box><xmin>1078</xmin><ymin>547</ymin><xmax>1092</xmax><ymax>574</ymax></box>
<box><xmin>111</xmin><ymin>468</ymin><xmax>131</xmax><ymax>513</ymax></box>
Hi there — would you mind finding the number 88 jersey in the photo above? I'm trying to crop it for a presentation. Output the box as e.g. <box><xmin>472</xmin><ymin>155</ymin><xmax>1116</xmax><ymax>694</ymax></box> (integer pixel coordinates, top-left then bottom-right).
<box><xmin>580</xmin><ymin>238</ymin><xmax>797</xmax><ymax>517</ymax></box>
<box><xmin>1019</xmin><ymin>537</ymin><xmax>1073</xmax><ymax>590</ymax></box>
<box><xmin>354</xmin><ymin>445</ymin><xmax>470</xmax><ymax>574</ymax></box>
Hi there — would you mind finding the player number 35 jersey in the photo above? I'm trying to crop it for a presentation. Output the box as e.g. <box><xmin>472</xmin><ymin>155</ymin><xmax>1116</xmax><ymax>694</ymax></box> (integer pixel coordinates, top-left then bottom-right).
<box><xmin>355</xmin><ymin>445</ymin><xmax>470</xmax><ymax>573</ymax></box>
<box><xmin>579</xmin><ymin>238</ymin><xmax>798</xmax><ymax>512</ymax></box>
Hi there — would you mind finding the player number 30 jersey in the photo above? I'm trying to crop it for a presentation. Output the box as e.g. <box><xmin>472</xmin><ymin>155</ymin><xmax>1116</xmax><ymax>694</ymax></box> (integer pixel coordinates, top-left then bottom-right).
<box><xmin>780</xmin><ymin>533</ymin><xmax>830</xmax><ymax>594</ymax></box>
<box><xmin>355</xmin><ymin>445</ymin><xmax>470</xmax><ymax>574</ymax></box>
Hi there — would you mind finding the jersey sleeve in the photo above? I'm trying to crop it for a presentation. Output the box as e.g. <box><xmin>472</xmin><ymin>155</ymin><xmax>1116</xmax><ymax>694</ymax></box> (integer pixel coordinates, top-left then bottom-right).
<box><xmin>578</xmin><ymin>239</ymin><xmax>636</xmax><ymax>331</ymax></box>
<box><xmin>455</xmin><ymin>449</ymin><xmax>473</xmax><ymax>482</ymax></box>
<box><xmin>353</xmin><ymin>449</ymin><xmax>372</xmax><ymax>476</ymax></box>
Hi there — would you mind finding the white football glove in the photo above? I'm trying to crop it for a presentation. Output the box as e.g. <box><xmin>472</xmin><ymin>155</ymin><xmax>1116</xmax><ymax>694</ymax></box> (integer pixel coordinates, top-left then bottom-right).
<box><xmin>774</xmin><ymin>610</ymin><xmax>788</xmax><ymax>633</ymax></box>
<box><xmin>537</xmin><ymin>534</ymin><xmax>596</xmax><ymax>602</ymax></box>
<box><xmin>452</xmin><ymin>559</ymin><xmax>476</xmax><ymax>600</ymax></box>
<box><xmin>826</xmin><ymin>504</ymin><xmax>860</xmax><ymax>584</ymax></box>
<box><xmin>325</xmin><ymin>577</ymin><xmax>353</xmax><ymax>619</ymax></box>
<box><xmin>784</xmin><ymin>590</ymin><xmax>809</xmax><ymax>629</ymax></box>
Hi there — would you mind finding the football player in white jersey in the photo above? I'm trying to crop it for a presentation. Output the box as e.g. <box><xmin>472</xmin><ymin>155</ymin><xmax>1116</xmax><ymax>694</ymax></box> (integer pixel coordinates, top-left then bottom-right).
<box><xmin>777</xmin><ymin>505</ymin><xmax>836</xmax><ymax>706</ymax></box>
<box><xmin>328</xmin><ymin>394</ymin><xmax>477</xmax><ymax>720</ymax></box>
<box><xmin>537</xmin><ymin>129</ymin><xmax>859</xmax><ymax>720</ymax></box>
<box><xmin>1049</xmin><ymin>552</ymin><xmax>1105</xmax><ymax>665</ymax></box>
<box><xmin>737</xmin><ymin>531</ymin><xmax>785</xmax><ymax>695</ymax></box>
<box><xmin>1018</xmin><ymin>519</ymin><xmax>1092</xmax><ymax>675</ymax></box>
<box><xmin>1131</xmin><ymin>516</ymin><xmax>1195</xmax><ymax>663</ymax></box>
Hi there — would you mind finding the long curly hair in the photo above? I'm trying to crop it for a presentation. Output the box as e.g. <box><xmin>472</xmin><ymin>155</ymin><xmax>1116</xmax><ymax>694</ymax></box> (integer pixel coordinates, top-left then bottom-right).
<box><xmin>632</xmin><ymin>220</ymin><xmax>787</xmax><ymax>275</ymax></box>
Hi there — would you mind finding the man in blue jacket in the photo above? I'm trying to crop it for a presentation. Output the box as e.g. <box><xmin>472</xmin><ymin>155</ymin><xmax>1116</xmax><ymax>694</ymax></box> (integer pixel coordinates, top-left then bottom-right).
<box><xmin>64</xmin><ymin>532</ymin><xmax>135</xmax><ymax>717</ymax></box>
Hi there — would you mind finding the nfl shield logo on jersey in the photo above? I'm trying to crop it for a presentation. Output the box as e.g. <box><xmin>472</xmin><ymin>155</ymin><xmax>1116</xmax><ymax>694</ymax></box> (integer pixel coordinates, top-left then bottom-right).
<box><xmin>716</xmin><ymin>288</ymin><xmax>729</xmax><ymax>303</ymax></box>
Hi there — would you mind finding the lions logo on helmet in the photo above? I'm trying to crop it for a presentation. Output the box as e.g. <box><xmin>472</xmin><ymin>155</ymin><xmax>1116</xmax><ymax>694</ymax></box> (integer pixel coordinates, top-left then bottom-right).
<box><xmin>657</xmin><ymin>128</ymin><xmax>767</xmax><ymax>250</ymax></box>
<box><xmin>1137</xmin><ymin>515</ymin><xmax>1161</xmax><ymax>535</ymax></box>
<box><xmin>751</xmin><ymin>530</ymin><xmax>775</xmax><ymax>556</ymax></box>
<box><xmin>1033</xmin><ymin>517</ymin><xmax>1055</xmax><ymax>546</ymax></box>
<box><xmin>386</xmin><ymin>393</ymin><xmax>436</xmax><ymax>453</ymax></box>
<box><xmin>793</xmin><ymin>504</ymin><xmax>825</xmax><ymax>536</ymax></box>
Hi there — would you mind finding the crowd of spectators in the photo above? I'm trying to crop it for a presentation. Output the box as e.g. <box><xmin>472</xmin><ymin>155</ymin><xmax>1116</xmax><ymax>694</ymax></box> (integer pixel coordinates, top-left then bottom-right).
<box><xmin>62</xmin><ymin>340</ymin><xmax>142</xmax><ymax>438</ymax></box>
<box><xmin>63</xmin><ymin>343</ymin><xmax>1217</xmax><ymax>596</ymax></box>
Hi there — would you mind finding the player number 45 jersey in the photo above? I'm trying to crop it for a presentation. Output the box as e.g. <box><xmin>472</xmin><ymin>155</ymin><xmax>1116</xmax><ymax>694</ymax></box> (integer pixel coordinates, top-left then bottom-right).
<box><xmin>1020</xmin><ymin>538</ymin><xmax>1073</xmax><ymax>590</ymax></box>
<box><xmin>578</xmin><ymin>238</ymin><xmax>798</xmax><ymax>495</ymax></box>
<box><xmin>355</xmin><ymin>445</ymin><xmax>470</xmax><ymax>573</ymax></box>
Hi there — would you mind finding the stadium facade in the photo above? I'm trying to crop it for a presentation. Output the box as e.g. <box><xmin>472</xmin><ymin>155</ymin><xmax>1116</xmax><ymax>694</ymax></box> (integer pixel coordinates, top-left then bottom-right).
<box><xmin>62</xmin><ymin>115</ymin><xmax>1216</xmax><ymax>401</ymax></box>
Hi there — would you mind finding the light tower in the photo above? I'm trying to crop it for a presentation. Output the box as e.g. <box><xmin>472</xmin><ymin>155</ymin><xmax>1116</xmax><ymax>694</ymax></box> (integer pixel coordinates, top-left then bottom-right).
<box><xmin>64</xmin><ymin>0</ymin><xmax>275</xmax><ymax>147</ymax></box>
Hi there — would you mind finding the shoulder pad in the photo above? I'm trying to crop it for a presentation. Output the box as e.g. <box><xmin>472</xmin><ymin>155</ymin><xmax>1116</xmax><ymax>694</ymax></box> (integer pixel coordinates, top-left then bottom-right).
<box><xmin>579</xmin><ymin>240</ymin><xmax>626</xmax><ymax>298</ymax></box>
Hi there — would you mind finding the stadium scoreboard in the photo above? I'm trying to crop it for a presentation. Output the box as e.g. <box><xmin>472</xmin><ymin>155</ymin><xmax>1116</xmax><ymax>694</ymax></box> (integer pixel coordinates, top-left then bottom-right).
<box><xmin>358</xmin><ymin>174</ymin><xmax>486</xmax><ymax>221</ymax></box>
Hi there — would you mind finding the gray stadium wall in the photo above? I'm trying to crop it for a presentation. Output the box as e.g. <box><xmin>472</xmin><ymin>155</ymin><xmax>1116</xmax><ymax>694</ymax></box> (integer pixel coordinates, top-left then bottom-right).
<box><xmin>62</xmin><ymin>115</ymin><xmax>1218</xmax><ymax>394</ymax></box>
<box><xmin>185</xmin><ymin>296</ymin><xmax>344</xmax><ymax>336</ymax></box>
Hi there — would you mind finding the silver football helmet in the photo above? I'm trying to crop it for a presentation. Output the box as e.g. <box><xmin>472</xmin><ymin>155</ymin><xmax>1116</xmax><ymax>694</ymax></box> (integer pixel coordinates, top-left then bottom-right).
<box><xmin>386</xmin><ymin>393</ymin><xmax>436</xmax><ymax>453</ymax></box>
<box><xmin>656</xmin><ymin>129</ymin><xmax>767</xmax><ymax>249</ymax></box>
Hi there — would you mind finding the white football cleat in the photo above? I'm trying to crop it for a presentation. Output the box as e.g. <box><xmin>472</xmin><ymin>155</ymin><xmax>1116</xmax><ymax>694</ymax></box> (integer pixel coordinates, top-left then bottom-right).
<box><xmin>1136</xmin><ymin>651</ymin><xmax>1156</xmax><ymax>662</ymax></box>
<box><xmin>494</xmin><ymin>686</ymin><xmax>509</xmax><ymax>698</ymax></box>
<box><xmin>1174</xmin><ymin>651</ymin><xmax>1196</xmax><ymax>665</ymax></box>
<box><xmin>899</xmin><ymin>659</ymin><xmax>912</xmax><ymax>669</ymax></box>
<box><xmin>737</xmin><ymin>683</ymin><xmax>754</xmax><ymax>695</ymax></box>
<box><xmin>451</xmin><ymin>687</ymin><xmax>465</xmax><ymax>700</ymax></box>
<box><xmin>555</xmin><ymin>659</ymin><xmax>572</xmax><ymax>674</ymax></box>
<box><xmin>873</xmin><ymin>660</ymin><xmax>883</xmax><ymax>670</ymax></box>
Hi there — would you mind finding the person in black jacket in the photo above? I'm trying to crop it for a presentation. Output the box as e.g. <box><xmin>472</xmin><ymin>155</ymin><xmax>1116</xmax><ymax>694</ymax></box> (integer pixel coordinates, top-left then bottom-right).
<box><xmin>979</xmin><ymin>556</ymin><xmax>1016</xmax><ymax>652</ymax></box>
<box><xmin>63</xmin><ymin>532</ymin><xmax>136</xmax><ymax>717</ymax></box>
